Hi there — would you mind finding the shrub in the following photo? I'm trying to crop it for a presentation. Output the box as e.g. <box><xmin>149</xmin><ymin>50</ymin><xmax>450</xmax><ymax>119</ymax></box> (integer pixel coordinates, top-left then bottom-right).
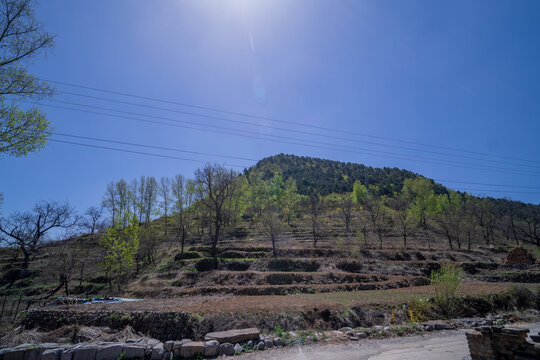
<box><xmin>194</xmin><ymin>258</ymin><xmax>219</xmax><ymax>272</ymax></box>
<box><xmin>407</xmin><ymin>297</ymin><xmax>428</xmax><ymax>322</ymax></box>
<box><xmin>174</xmin><ymin>251</ymin><xmax>202</xmax><ymax>261</ymax></box>
<box><xmin>268</xmin><ymin>258</ymin><xmax>320</xmax><ymax>272</ymax></box>
<box><xmin>336</xmin><ymin>261</ymin><xmax>363</xmax><ymax>273</ymax></box>
<box><xmin>430</xmin><ymin>264</ymin><xmax>463</xmax><ymax>317</ymax></box>
<box><xmin>274</xmin><ymin>325</ymin><xmax>284</xmax><ymax>337</ymax></box>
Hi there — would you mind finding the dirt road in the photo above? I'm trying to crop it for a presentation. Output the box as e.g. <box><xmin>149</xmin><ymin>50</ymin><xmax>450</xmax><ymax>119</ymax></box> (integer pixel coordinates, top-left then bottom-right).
<box><xmin>240</xmin><ymin>323</ymin><xmax>540</xmax><ymax>360</ymax></box>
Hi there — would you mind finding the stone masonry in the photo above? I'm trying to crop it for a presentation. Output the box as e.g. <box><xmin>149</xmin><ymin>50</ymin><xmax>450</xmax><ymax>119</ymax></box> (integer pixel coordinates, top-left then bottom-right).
<box><xmin>466</xmin><ymin>326</ymin><xmax>540</xmax><ymax>359</ymax></box>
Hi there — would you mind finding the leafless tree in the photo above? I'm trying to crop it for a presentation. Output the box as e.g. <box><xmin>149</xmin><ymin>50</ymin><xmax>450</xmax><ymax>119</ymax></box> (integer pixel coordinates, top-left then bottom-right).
<box><xmin>0</xmin><ymin>200</ymin><xmax>77</xmax><ymax>268</ymax></box>
<box><xmin>259</xmin><ymin>205</ymin><xmax>285</xmax><ymax>257</ymax></box>
<box><xmin>304</xmin><ymin>193</ymin><xmax>325</xmax><ymax>248</ymax></box>
<box><xmin>195</xmin><ymin>164</ymin><xmax>239</xmax><ymax>258</ymax></box>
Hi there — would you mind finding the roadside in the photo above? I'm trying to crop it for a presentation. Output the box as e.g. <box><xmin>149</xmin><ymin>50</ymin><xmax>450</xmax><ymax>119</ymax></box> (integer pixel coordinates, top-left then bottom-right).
<box><xmin>238</xmin><ymin>323</ymin><xmax>540</xmax><ymax>360</ymax></box>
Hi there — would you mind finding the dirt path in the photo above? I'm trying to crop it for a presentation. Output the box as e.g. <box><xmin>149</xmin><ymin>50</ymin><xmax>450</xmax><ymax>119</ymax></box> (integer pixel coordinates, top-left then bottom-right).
<box><xmin>239</xmin><ymin>323</ymin><xmax>540</xmax><ymax>360</ymax></box>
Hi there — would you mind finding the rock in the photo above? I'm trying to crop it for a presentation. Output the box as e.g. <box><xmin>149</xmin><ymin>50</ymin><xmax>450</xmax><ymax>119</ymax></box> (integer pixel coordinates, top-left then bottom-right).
<box><xmin>434</xmin><ymin>323</ymin><xmax>455</xmax><ymax>330</ymax></box>
<box><xmin>3</xmin><ymin>348</ymin><xmax>26</xmax><ymax>360</ymax></box>
<box><xmin>163</xmin><ymin>342</ymin><xmax>174</xmax><ymax>352</ymax></box>
<box><xmin>151</xmin><ymin>344</ymin><xmax>164</xmax><ymax>360</ymax></box>
<box><xmin>383</xmin><ymin>326</ymin><xmax>391</xmax><ymax>332</ymax></box>
<box><xmin>179</xmin><ymin>342</ymin><xmax>204</xmax><ymax>359</ymax></box>
<box><xmin>233</xmin><ymin>344</ymin><xmax>243</xmax><ymax>354</ymax></box>
<box><xmin>257</xmin><ymin>342</ymin><xmax>265</xmax><ymax>351</ymax></box>
<box><xmin>424</xmin><ymin>325</ymin><xmax>434</xmax><ymax>331</ymax></box>
<box><xmin>218</xmin><ymin>343</ymin><xmax>235</xmax><ymax>356</ymax></box>
<box><xmin>96</xmin><ymin>344</ymin><xmax>123</xmax><ymax>360</ymax></box>
<box><xmin>205</xmin><ymin>328</ymin><xmax>260</xmax><ymax>344</ymax></box>
<box><xmin>73</xmin><ymin>345</ymin><xmax>99</xmax><ymax>360</ymax></box>
<box><xmin>60</xmin><ymin>347</ymin><xmax>77</xmax><ymax>360</ymax></box>
<box><xmin>0</xmin><ymin>348</ymin><xmax>12</xmax><ymax>360</ymax></box>
<box><xmin>146</xmin><ymin>339</ymin><xmax>160</xmax><ymax>347</ymax></box>
<box><xmin>288</xmin><ymin>331</ymin><xmax>297</xmax><ymax>338</ymax></box>
<box><xmin>246</xmin><ymin>340</ymin><xmax>253</xmax><ymax>348</ymax></box>
<box><xmin>356</xmin><ymin>332</ymin><xmax>367</xmax><ymax>339</ymax></box>
<box><xmin>264</xmin><ymin>339</ymin><xmax>273</xmax><ymax>349</ymax></box>
<box><xmin>42</xmin><ymin>349</ymin><xmax>63</xmax><ymax>360</ymax></box>
<box><xmin>373</xmin><ymin>326</ymin><xmax>383</xmax><ymax>331</ymax></box>
<box><xmin>123</xmin><ymin>345</ymin><xmax>146</xmax><ymax>360</ymax></box>
<box><xmin>203</xmin><ymin>340</ymin><xmax>219</xmax><ymax>357</ymax></box>
<box><xmin>340</xmin><ymin>327</ymin><xmax>354</xmax><ymax>333</ymax></box>
<box><xmin>161</xmin><ymin>352</ymin><xmax>171</xmax><ymax>360</ymax></box>
<box><xmin>172</xmin><ymin>340</ymin><xmax>190</xmax><ymax>357</ymax></box>
<box><xmin>273</xmin><ymin>337</ymin><xmax>282</xmax><ymax>346</ymax></box>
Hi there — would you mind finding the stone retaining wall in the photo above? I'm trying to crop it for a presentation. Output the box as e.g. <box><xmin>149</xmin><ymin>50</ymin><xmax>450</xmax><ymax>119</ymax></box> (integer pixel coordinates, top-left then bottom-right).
<box><xmin>466</xmin><ymin>326</ymin><xmax>540</xmax><ymax>359</ymax></box>
<box><xmin>22</xmin><ymin>310</ymin><xmax>194</xmax><ymax>342</ymax></box>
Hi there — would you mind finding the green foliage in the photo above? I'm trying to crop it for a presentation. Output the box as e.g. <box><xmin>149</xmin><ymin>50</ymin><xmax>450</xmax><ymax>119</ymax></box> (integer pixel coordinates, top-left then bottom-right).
<box><xmin>99</xmin><ymin>214</ymin><xmax>139</xmax><ymax>290</ymax></box>
<box><xmin>0</xmin><ymin>1</ymin><xmax>56</xmax><ymax>157</ymax></box>
<box><xmin>430</xmin><ymin>265</ymin><xmax>463</xmax><ymax>317</ymax></box>
<box><xmin>352</xmin><ymin>180</ymin><xmax>368</xmax><ymax>204</ymax></box>
<box><xmin>273</xmin><ymin>325</ymin><xmax>284</xmax><ymax>337</ymax></box>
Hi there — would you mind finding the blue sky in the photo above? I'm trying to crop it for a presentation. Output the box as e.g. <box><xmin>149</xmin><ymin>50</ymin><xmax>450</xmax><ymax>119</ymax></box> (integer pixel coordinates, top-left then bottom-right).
<box><xmin>2</xmin><ymin>0</ymin><xmax>540</xmax><ymax>218</ymax></box>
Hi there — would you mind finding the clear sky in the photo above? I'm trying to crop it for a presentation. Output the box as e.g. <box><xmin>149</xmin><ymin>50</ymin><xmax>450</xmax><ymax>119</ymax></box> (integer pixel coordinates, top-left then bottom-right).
<box><xmin>2</xmin><ymin>0</ymin><xmax>540</xmax><ymax>218</ymax></box>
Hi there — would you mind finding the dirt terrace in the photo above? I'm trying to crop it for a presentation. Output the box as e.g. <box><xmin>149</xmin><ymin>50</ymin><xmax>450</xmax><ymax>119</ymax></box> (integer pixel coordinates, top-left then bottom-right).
<box><xmin>40</xmin><ymin>282</ymin><xmax>538</xmax><ymax>315</ymax></box>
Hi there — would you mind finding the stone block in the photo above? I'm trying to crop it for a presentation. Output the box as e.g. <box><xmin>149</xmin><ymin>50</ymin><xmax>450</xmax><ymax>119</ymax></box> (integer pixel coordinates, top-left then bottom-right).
<box><xmin>179</xmin><ymin>342</ymin><xmax>204</xmax><ymax>359</ymax></box>
<box><xmin>218</xmin><ymin>343</ymin><xmax>234</xmax><ymax>356</ymax></box>
<box><xmin>4</xmin><ymin>348</ymin><xmax>26</xmax><ymax>360</ymax></box>
<box><xmin>203</xmin><ymin>341</ymin><xmax>219</xmax><ymax>357</ymax></box>
<box><xmin>42</xmin><ymin>349</ymin><xmax>62</xmax><ymax>360</ymax></box>
<box><xmin>95</xmin><ymin>344</ymin><xmax>123</xmax><ymax>360</ymax></box>
<box><xmin>73</xmin><ymin>345</ymin><xmax>98</xmax><ymax>360</ymax></box>
<box><xmin>205</xmin><ymin>328</ymin><xmax>260</xmax><ymax>344</ymax></box>
<box><xmin>233</xmin><ymin>344</ymin><xmax>242</xmax><ymax>354</ymax></box>
<box><xmin>122</xmin><ymin>345</ymin><xmax>145</xmax><ymax>360</ymax></box>
<box><xmin>150</xmin><ymin>344</ymin><xmax>164</xmax><ymax>360</ymax></box>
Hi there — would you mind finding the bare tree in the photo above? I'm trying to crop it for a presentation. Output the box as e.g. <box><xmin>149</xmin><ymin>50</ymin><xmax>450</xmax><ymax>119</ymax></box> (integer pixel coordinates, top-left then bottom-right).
<box><xmin>0</xmin><ymin>200</ymin><xmax>77</xmax><ymax>268</ymax></box>
<box><xmin>159</xmin><ymin>177</ymin><xmax>171</xmax><ymax>235</ymax></box>
<box><xmin>304</xmin><ymin>193</ymin><xmax>325</xmax><ymax>248</ymax></box>
<box><xmin>195</xmin><ymin>164</ymin><xmax>238</xmax><ymax>258</ymax></box>
<box><xmin>388</xmin><ymin>196</ymin><xmax>416</xmax><ymax>249</ymax></box>
<box><xmin>171</xmin><ymin>174</ymin><xmax>195</xmax><ymax>253</ymax></box>
<box><xmin>364</xmin><ymin>195</ymin><xmax>390</xmax><ymax>249</ymax></box>
<box><xmin>259</xmin><ymin>204</ymin><xmax>285</xmax><ymax>257</ymax></box>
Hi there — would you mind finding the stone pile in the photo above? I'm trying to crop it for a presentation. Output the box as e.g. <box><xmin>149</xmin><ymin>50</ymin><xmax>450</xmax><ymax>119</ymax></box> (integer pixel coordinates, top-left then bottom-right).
<box><xmin>504</xmin><ymin>246</ymin><xmax>535</xmax><ymax>266</ymax></box>
<box><xmin>0</xmin><ymin>328</ymin><xmax>285</xmax><ymax>360</ymax></box>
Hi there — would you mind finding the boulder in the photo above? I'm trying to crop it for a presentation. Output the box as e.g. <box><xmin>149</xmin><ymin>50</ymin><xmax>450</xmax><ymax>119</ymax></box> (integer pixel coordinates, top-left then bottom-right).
<box><xmin>73</xmin><ymin>345</ymin><xmax>99</xmax><ymax>360</ymax></box>
<box><xmin>60</xmin><ymin>347</ymin><xmax>77</xmax><ymax>360</ymax></box>
<box><xmin>42</xmin><ymin>349</ymin><xmax>63</xmax><ymax>360</ymax></box>
<box><xmin>257</xmin><ymin>342</ymin><xmax>265</xmax><ymax>351</ymax></box>
<box><xmin>273</xmin><ymin>337</ymin><xmax>282</xmax><ymax>346</ymax></box>
<box><xmin>96</xmin><ymin>344</ymin><xmax>123</xmax><ymax>360</ymax></box>
<box><xmin>172</xmin><ymin>340</ymin><xmax>190</xmax><ymax>357</ymax></box>
<box><xmin>203</xmin><ymin>341</ymin><xmax>219</xmax><ymax>357</ymax></box>
<box><xmin>233</xmin><ymin>344</ymin><xmax>242</xmax><ymax>354</ymax></box>
<box><xmin>205</xmin><ymin>328</ymin><xmax>260</xmax><ymax>344</ymax></box>
<box><xmin>179</xmin><ymin>342</ymin><xmax>204</xmax><ymax>359</ymax></box>
<box><xmin>3</xmin><ymin>348</ymin><xmax>27</xmax><ymax>360</ymax></box>
<box><xmin>150</xmin><ymin>344</ymin><xmax>164</xmax><ymax>360</ymax></box>
<box><xmin>218</xmin><ymin>343</ymin><xmax>234</xmax><ymax>356</ymax></box>
<box><xmin>123</xmin><ymin>345</ymin><xmax>146</xmax><ymax>360</ymax></box>
<box><xmin>264</xmin><ymin>339</ymin><xmax>273</xmax><ymax>349</ymax></box>
<box><xmin>163</xmin><ymin>342</ymin><xmax>173</xmax><ymax>352</ymax></box>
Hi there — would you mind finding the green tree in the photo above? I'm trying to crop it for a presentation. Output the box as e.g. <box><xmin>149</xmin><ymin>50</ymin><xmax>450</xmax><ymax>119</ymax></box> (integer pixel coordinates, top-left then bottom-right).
<box><xmin>352</xmin><ymin>180</ymin><xmax>368</xmax><ymax>205</ymax></box>
<box><xmin>283</xmin><ymin>177</ymin><xmax>303</xmax><ymax>225</ymax></box>
<box><xmin>0</xmin><ymin>0</ymin><xmax>55</xmax><ymax>157</ymax></box>
<box><xmin>99</xmin><ymin>214</ymin><xmax>139</xmax><ymax>291</ymax></box>
<box><xmin>403</xmin><ymin>178</ymin><xmax>436</xmax><ymax>229</ymax></box>
<box><xmin>434</xmin><ymin>191</ymin><xmax>465</xmax><ymax>250</ymax></box>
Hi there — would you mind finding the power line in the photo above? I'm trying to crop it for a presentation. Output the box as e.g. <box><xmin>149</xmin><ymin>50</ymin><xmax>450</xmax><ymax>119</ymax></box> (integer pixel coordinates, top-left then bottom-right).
<box><xmin>47</xmin><ymin>139</ymin><xmax>540</xmax><ymax>195</ymax></box>
<box><xmin>23</xmin><ymin>99</ymin><xmax>540</xmax><ymax>177</ymax></box>
<box><xmin>51</xmin><ymin>132</ymin><xmax>257</xmax><ymax>162</ymax></box>
<box><xmin>55</xmin><ymin>89</ymin><xmax>540</xmax><ymax>171</ymax></box>
<box><xmin>48</xmin><ymin>139</ymin><xmax>247</xmax><ymax>168</ymax></box>
<box><xmin>42</xmin><ymin>78</ymin><xmax>540</xmax><ymax>165</ymax></box>
<box><xmin>52</xmin><ymin>132</ymin><xmax>540</xmax><ymax>192</ymax></box>
<box><xmin>433</xmin><ymin>179</ymin><xmax>540</xmax><ymax>190</ymax></box>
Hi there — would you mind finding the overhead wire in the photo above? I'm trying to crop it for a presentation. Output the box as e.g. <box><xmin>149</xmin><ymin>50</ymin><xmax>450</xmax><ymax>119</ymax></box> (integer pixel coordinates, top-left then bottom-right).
<box><xmin>21</xmin><ymin>98</ymin><xmax>540</xmax><ymax>178</ymax></box>
<box><xmin>41</xmin><ymin>78</ymin><xmax>540</xmax><ymax>165</ymax></box>
<box><xmin>53</xmin><ymin>89</ymin><xmax>540</xmax><ymax>171</ymax></box>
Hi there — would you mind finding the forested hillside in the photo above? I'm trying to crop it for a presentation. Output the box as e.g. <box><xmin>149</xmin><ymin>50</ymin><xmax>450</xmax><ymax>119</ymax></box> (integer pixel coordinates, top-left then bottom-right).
<box><xmin>245</xmin><ymin>154</ymin><xmax>447</xmax><ymax>196</ymax></box>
